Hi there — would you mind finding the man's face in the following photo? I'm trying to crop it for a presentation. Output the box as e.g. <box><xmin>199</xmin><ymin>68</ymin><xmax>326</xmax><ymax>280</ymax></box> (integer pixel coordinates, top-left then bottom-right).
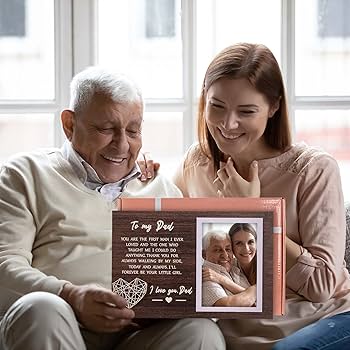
<box><xmin>64</xmin><ymin>94</ymin><xmax>143</xmax><ymax>183</ymax></box>
<box><xmin>204</xmin><ymin>237</ymin><xmax>233</xmax><ymax>272</ymax></box>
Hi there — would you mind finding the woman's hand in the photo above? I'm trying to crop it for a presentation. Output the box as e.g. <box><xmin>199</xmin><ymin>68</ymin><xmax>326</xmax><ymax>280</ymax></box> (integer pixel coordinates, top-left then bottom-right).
<box><xmin>213</xmin><ymin>158</ymin><xmax>260</xmax><ymax>197</ymax></box>
<box><xmin>137</xmin><ymin>151</ymin><xmax>160</xmax><ymax>182</ymax></box>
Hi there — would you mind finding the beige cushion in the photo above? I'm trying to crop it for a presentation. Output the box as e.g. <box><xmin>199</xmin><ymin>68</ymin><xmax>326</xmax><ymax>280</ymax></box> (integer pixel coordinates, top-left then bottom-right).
<box><xmin>345</xmin><ymin>202</ymin><xmax>350</xmax><ymax>269</ymax></box>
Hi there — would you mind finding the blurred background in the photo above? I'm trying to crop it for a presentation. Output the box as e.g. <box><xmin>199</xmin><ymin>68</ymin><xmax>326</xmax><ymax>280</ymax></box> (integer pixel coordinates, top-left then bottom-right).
<box><xmin>0</xmin><ymin>0</ymin><xmax>349</xmax><ymax>199</ymax></box>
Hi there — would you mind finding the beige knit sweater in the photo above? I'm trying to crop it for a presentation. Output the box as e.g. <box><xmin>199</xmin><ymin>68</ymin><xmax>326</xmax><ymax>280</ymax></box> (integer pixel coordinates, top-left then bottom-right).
<box><xmin>174</xmin><ymin>142</ymin><xmax>350</xmax><ymax>350</ymax></box>
<box><xmin>0</xmin><ymin>149</ymin><xmax>182</xmax><ymax>319</ymax></box>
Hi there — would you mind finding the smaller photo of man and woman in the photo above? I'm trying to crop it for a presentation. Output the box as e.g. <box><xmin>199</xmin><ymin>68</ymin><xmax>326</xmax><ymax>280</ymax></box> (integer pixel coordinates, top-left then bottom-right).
<box><xmin>196</xmin><ymin>217</ymin><xmax>263</xmax><ymax>313</ymax></box>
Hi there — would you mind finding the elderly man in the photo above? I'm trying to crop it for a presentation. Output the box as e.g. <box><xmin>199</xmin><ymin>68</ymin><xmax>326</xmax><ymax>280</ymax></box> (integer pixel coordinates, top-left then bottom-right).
<box><xmin>202</xmin><ymin>230</ymin><xmax>256</xmax><ymax>307</ymax></box>
<box><xmin>0</xmin><ymin>67</ymin><xmax>225</xmax><ymax>350</ymax></box>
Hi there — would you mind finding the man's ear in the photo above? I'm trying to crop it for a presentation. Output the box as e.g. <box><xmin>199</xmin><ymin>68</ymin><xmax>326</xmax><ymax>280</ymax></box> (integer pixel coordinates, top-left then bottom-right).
<box><xmin>268</xmin><ymin>97</ymin><xmax>281</xmax><ymax>118</ymax></box>
<box><xmin>61</xmin><ymin>110</ymin><xmax>75</xmax><ymax>141</ymax></box>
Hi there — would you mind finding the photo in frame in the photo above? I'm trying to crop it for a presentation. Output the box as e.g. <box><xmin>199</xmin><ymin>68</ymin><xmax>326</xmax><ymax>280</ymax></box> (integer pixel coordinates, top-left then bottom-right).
<box><xmin>196</xmin><ymin>217</ymin><xmax>263</xmax><ymax>314</ymax></box>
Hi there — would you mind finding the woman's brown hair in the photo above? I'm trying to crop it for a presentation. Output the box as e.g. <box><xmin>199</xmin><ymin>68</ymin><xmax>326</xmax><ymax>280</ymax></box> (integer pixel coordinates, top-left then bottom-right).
<box><xmin>197</xmin><ymin>43</ymin><xmax>291</xmax><ymax>172</ymax></box>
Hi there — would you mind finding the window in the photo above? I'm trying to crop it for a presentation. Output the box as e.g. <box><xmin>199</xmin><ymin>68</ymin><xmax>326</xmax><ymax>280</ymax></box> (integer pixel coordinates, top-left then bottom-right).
<box><xmin>0</xmin><ymin>0</ymin><xmax>55</xmax><ymax>100</ymax></box>
<box><xmin>294</xmin><ymin>0</ymin><xmax>350</xmax><ymax>198</ymax></box>
<box><xmin>0</xmin><ymin>0</ymin><xmax>72</xmax><ymax>163</ymax></box>
<box><xmin>1</xmin><ymin>0</ymin><xmax>349</xmax><ymax>201</ymax></box>
<box><xmin>318</xmin><ymin>0</ymin><xmax>350</xmax><ymax>38</ymax></box>
<box><xmin>97</xmin><ymin>0</ymin><xmax>182</xmax><ymax>99</ymax></box>
<box><xmin>145</xmin><ymin>0</ymin><xmax>175</xmax><ymax>38</ymax></box>
<box><xmin>0</xmin><ymin>0</ymin><xmax>26</xmax><ymax>37</ymax></box>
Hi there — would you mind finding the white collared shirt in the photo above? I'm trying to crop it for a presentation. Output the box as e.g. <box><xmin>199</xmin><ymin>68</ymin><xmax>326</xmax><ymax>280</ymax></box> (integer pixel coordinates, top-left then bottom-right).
<box><xmin>61</xmin><ymin>141</ymin><xmax>140</xmax><ymax>201</ymax></box>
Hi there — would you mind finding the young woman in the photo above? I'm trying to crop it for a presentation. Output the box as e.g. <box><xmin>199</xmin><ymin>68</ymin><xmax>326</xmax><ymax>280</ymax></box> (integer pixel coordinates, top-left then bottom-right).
<box><xmin>170</xmin><ymin>43</ymin><xmax>350</xmax><ymax>349</ymax></box>
<box><xmin>229</xmin><ymin>223</ymin><xmax>257</xmax><ymax>286</ymax></box>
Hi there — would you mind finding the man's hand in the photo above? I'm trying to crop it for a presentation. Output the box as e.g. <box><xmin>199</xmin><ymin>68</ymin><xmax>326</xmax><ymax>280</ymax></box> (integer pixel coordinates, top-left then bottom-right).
<box><xmin>60</xmin><ymin>284</ymin><xmax>135</xmax><ymax>333</ymax></box>
<box><xmin>203</xmin><ymin>267</ymin><xmax>246</xmax><ymax>294</ymax></box>
<box><xmin>137</xmin><ymin>151</ymin><xmax>160</xmax><ymax>182</ymax></box>
<box><xmin>202</xmin><ymin>267</ymin><xmax>223</xmax><ymax>284</ymax></box>
<box><xmin>213</xmin><ymin>158</ymin><xmax>260</xmax><ymax>197</ymax></box>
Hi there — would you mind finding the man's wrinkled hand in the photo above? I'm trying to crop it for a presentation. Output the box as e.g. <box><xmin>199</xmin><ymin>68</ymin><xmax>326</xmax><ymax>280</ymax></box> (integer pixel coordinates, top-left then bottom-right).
<box><xmin>60</xmin><ymin>284</ymin><xmax>135</xmax><ymax>333</ymax></box>
<box><xmin>202</xmin><ymin>267</ymin><xmax>222</xmax><ymax>284</ymax></box>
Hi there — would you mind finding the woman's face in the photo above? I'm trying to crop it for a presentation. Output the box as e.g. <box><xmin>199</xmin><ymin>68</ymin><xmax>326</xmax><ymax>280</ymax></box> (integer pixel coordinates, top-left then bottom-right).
<box><xmin>205</xmin><ymin>77</ymin><xmax>274</xmax><ymax>158</ymax></box>
<box><xmin>231</xmin><ymin>229</ymin><xmax>256</xmax><ymax>266</ymax></box>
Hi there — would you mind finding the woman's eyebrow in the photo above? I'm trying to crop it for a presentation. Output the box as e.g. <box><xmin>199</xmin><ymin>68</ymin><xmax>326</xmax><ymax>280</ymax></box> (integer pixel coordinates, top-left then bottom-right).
<box><xmin>210</xmin><ymin>96</ymin><xmax>225</xmax><ymax>103</ymax></box>
<box><xmin>238</xmin><ymin>104</ymin><xmax>259</xmax><ymax>108</ymax></box>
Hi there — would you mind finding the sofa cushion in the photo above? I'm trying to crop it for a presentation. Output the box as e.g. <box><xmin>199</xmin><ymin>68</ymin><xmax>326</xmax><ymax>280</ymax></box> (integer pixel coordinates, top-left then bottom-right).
<box><xmin>345</xmin><ymin>202</ymin><xmax>350</xmax><ymax>270</ymax></box>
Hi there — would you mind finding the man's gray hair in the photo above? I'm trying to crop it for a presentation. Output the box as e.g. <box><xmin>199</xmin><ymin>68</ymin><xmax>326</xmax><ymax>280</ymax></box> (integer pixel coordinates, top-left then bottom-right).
<box><xmin>202</xmin><ymin>230</ymin><xmax>230</xmax><ymax>251</ymax></box>
<box><xmin>69</xmin><ymin>66</ymin><xmax>143</xmax><ymax>113</ymax></box>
